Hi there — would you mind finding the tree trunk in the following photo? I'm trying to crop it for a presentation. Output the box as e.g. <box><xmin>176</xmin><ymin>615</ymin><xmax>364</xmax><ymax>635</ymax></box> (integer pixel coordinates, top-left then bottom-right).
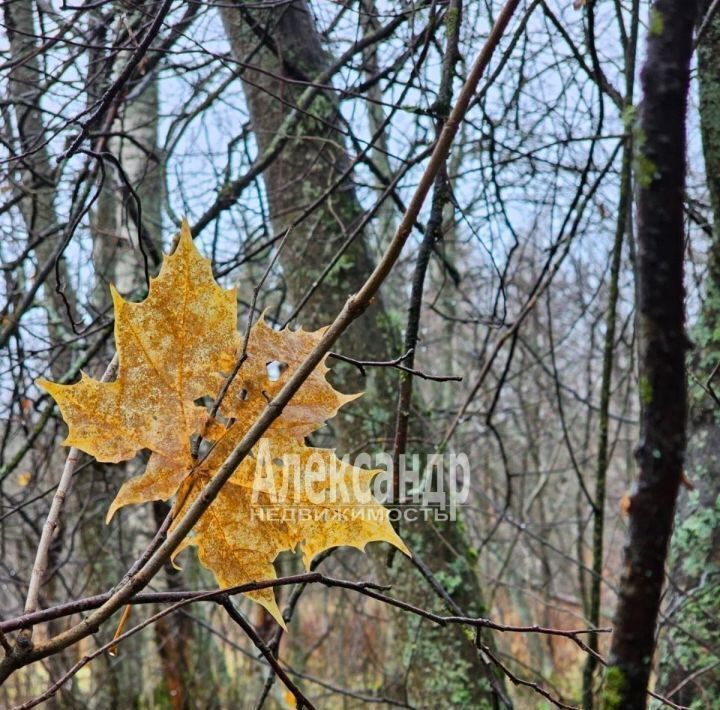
<box><xmin>603</xmin><ymin>0</ymin><xmax>695</xmax><ymax>707</ymax></box>
<box><xmin>4</xmin><ymin>2</ymin><xmax>82</xmax><ymax>704</ymax></box>
<box><xmin>655</xmin><ymin>1</ymin><xmax>720</xmax><ymax>705</ymax></box>
<box><xmin>220</xmin><ymin>2</ymin><xmax>504</xmax><ymax>705</ymax></box>
<box><xmin>87</xmin><ymin>56</ymin><xmax>200</xmax><ymax>707</ymax></box>
<box><xmin>4</xmin><ymin>0</ymin><xmax>77</xmax><ymax>378</ymax></box>
<box><xmin>91</xmin><ymin>77</ymin><xmax>164</xmax><ymax>305</ymax></box>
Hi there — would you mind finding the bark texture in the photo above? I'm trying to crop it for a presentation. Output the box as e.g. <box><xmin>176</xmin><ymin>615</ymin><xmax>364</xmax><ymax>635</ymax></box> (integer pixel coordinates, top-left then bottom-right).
<box><xmin>4</xmin><ymin>0</ymin><xmax>77</xmax><ymax>377</ymax></box>
<box><xmin>655</xmin><ymin>1</ymin><xmax>720</xmax><ymax>705</ymax></box>
<box><xmin>219</xmin><ymin>0</ymin><xmax>389</xmax><ymax>397</ymax></box>
<box><xmin>4</xmin><ymin>3</ymin><xmax>82</xmax><ymax>705</ymax></box>
<box><xmin>603</xmin><ymin>0</ymin><xmax>696</xmax><ymax>707</ymax></box>
<box><xmin>220</xmin><ymin>2</ymin><xmax>503</xmax><ymax>705</ymax></box>
<box><xmin>88</xmin><ymin>59</ymin><xmax>199</xmax><ymax>707</ymax></box>
<box><xmin>91</xmin><ymin>79</ymin><xmax>164</xmax><ymax>305</ymax></box>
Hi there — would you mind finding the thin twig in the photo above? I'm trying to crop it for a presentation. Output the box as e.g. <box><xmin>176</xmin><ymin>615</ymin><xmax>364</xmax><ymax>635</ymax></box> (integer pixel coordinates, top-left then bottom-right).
<box><xmin>1</xmin><ymin>572</ymin><xmax>387</xmax><ymax>633</ymax></box>
<box><xmin>695</xmin><ymin>0</ymin><xmax>720</xmax><ymax>47</ymax></box>
<box><xmin>60</xmin><ymin>0</ymin><xmax>175</xmax><ymax>161</ymax></box>
<box><xmin>479</xmin><ymin>639</ymin><xmax>578</xmax><ymax>710</ymax></box>
<box><xmin>19</xmin><ymin>354</ymin><xmax>119</xmax><ymax>644</ymax></box>
<box><xmin>328</xmin><ymin>348</ymin><xmax>462</xmax><ymax>381</ymax></box>
<box><xmin>219</xmin><ymin>596</ymin><xmax>316</xmax><ymax>710</ymax></box>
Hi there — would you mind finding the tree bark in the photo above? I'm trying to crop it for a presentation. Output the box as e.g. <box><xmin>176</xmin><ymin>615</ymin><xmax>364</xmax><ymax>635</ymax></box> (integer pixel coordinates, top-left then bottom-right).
<box><xmin>219</xmin><ymin>2</ymin><xmax>504</xmax><ymax>705</ymax></box>
<box><xmin>4</xmin><ymin>3</ymin><xmax>82</xmax><ymax>705</ymax></box>
<box><xmin>219</xmin><ymin>0</ymin><xmax>391</xmax><ymax>394</ymax></box>
<box><xmin>603</xmin><ymin>0</ymin><xmax>696</xmax><ymax>707</ymax></box>
<box><xmin>91</xmin><ymin>77</ymin><xmax>164</xmax><ymax>306</ymax></box>
<box><xmin>655</xmin><ymin>1</ymin><xmax>720</xmax><ymax>705</ymax></box>
<box><xmin>87</xmin><ymin>52</ymin><xmax>200</xmax><ymax>707</ymax></box>
<box><xmin>4</xmin><ymin>0</ymin><xmax>78</xmax><ymax>378</ymax></box>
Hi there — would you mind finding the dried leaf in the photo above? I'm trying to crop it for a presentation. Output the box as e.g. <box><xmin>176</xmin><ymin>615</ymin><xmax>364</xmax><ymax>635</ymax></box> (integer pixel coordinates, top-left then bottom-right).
<box><xmin>168</xmin><ymin>429</ymin><xmax>406</xmax><ymax>622</ymax></box>
<box><xmin>108</xmin><ymin>605</ymin><xmax>132</xmax><ymax>657</ymax></box>
<box><xmin>40</xmin><ymin>220</ymin><xmax>408</xmax><ymax>622</ymax></box>
<box><xmin>38</xmin><ymin>220</ymin><xmax>238</xmax><ymax>464</ymax></box>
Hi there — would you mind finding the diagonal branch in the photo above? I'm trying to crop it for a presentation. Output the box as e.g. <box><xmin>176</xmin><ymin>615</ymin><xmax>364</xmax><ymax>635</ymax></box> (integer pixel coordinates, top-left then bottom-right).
<box><xmin>219</xmin><ymin>596</ymin><xmax>316</xmax><ymax>710</ymax></box>
<box><xmin>19</xmin><ymin>353</ymin><xmax>119</xmax><ymax>642</ymax></box>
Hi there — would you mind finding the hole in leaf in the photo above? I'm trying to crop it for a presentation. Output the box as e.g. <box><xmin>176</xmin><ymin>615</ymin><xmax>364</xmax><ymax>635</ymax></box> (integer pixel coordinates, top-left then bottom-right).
<box><xmin>266</xmin><ymin>361</ymin><xmax>287</xmax><ymax>382</ymax></box>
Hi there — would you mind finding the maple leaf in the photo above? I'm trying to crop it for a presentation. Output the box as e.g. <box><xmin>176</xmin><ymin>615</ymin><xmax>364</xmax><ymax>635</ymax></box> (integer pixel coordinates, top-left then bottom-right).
<box><xmin>38</xmin><ymin>220</ymin><xmax>238</xmax><ymax>464</ymax></box>
<box><xmin>39</xmin><ymin>220</ymin><xmax>408</xmax><ymax>623</ymax></box>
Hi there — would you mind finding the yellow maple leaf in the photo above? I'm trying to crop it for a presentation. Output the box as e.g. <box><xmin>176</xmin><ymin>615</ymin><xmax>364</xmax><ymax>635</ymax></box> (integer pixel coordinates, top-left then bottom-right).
<box><xmin>39</xmin><ymin>220</ymin><xmax>408</xmax><ymax>624</ymax></box>
<box><xmin>38</xmin><ymin>220</ymin><xmax>238</xmax><ymax>464</ymax></box>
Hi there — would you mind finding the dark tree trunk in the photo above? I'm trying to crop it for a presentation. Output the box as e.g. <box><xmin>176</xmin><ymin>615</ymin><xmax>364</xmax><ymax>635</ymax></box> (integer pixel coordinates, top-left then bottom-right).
<box><xmin>656</xmin><ymin>1</ymin><xmax>720</xmax><ymax>705</ymax></box>
<box><xmin>603</xmin><ymin>0</ymin><xmax>696</xmax><ymax>707</ymax></box>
